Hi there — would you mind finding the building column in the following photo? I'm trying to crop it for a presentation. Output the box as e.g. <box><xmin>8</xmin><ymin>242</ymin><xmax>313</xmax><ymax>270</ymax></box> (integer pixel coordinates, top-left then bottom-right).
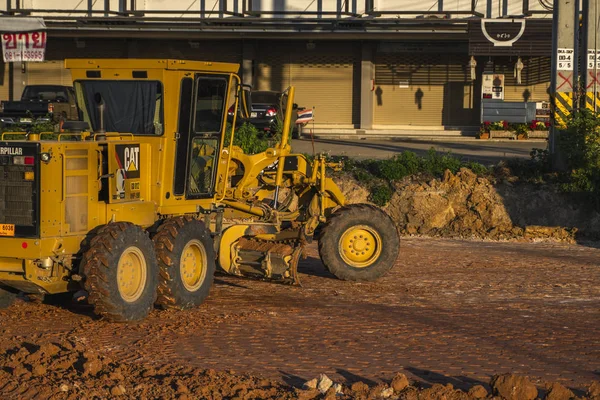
<box><xmin>242</xmin><ymin>41</ymin><xmax>255</xmax><ymax>88</ymax></box>
<box><xmin>359</xmin><ymin>43</ymin><xmax>375</xmax><ymax>130</ymax></box>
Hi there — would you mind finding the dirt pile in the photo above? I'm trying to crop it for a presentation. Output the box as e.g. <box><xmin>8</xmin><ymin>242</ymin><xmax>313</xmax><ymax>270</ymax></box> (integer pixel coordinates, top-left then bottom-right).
<box><xmin>336</xmin><ymin>168</ymin><xmax>600</xmax><ymax>241</ymax></box>
<box><xmin>1</xmin><ymin>339</ymin><xmax>598</xmax><ymax>400</ymax></box>
<box><xmin>0</xmin><ymin>339</ymin><xmax>295</xmax><ymax>399</ymax></box>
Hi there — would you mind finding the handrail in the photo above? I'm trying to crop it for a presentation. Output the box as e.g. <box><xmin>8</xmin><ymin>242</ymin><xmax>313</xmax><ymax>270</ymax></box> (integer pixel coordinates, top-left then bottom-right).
<box><xmin>1</xmin><ymin>131</ymin><xmax>28</xmax><ymax>140</ymax></box>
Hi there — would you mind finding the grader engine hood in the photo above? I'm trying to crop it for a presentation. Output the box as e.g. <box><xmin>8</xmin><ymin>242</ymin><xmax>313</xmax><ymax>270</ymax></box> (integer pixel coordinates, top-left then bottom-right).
<box><xmin>0</xmin><ymin>142</ymin><xmax>40</xmax><ymax>238</ymax></box>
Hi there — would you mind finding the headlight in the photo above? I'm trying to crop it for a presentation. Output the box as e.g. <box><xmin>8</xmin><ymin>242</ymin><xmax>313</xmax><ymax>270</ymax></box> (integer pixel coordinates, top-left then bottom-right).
<box><xmin>40</xmin><ymin>153</ymin><xmax>51</xmax><ymax>162</ymax></box>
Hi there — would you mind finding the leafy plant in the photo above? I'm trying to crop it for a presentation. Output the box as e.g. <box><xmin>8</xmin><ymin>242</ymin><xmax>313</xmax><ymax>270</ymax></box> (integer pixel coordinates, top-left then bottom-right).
<box><xmin>556</xmin><ymin>109</ymin><xmax>600</xmax><ymax>207</ymax></box>
<box><xmin>224</xmin><ymin>122</ymin><xmax>272</xmax><ymax>154</ymax></box>
<box><xmin>369</xmin><ymin>184</ymin><xmax>393</xmax><ymax>207</ymax></box>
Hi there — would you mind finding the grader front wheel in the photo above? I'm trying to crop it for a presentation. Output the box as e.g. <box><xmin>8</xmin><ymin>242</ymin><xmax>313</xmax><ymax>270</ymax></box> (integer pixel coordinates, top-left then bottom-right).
<box><xmin>153</xmin><ymin>216</ymin><xmax>216</xmax><ymax>309</ymax></box>
<box><xmin>81</xmin><ymin>222</ymin><xmax>159</xmax><ymax>322</ymax></box>
<box><xmin>318</xmin><ymin>204</ymin><xmax>400</xmax><ymax>281</ymax></box>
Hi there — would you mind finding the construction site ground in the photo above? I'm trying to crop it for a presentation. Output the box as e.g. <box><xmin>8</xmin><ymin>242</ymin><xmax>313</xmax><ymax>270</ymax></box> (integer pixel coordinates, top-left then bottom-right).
<box><xmin>1</xmin><ymin>238</ymin><xmax>599</xmax><ymax>396</ymax></box>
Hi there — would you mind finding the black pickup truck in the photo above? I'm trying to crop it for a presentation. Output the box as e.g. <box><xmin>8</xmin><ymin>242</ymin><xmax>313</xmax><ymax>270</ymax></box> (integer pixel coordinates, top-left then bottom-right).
<box><xmin>0</xmin><ymin>85</ymin><xmax>79</xmax><ymax>128</ymax></box>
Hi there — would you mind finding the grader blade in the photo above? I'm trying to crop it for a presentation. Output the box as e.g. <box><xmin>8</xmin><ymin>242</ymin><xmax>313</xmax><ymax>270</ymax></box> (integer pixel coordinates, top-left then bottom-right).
<box><xmin>233</xmin><ymin>238</ymin><xmax>303</xmax><ymax>285</ymax></box>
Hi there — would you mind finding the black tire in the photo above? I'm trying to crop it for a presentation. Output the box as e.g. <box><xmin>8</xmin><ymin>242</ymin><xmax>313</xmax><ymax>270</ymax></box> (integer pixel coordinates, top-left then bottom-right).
<box><xmin>153</xmin><ymin>216</ymin><xmax>216</xmax><ymax>309</ymax></box>
<box><xmin>81</xmin><ymin>222</ymin><xmax>158</xmax><ymax>322</ymax></box>
<box><xmin>318</xmin><ymin>204</ymin><xmax>400</xmax><ymax>281</ymax></box>
<box><xmin>0</xmin><ymin>286</ymin><xmax>17</xmax><ymax>309</ymax></box>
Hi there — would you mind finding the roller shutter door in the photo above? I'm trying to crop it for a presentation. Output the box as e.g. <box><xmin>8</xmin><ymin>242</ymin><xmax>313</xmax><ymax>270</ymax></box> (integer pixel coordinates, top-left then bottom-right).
<box><xmin>25</xmin><ymin>61</ymin><xmax>72</xmax><ymax>86</ymax></box>
<box><xmin>374</xmin><ymin>53</ymin><xmax>478</xmax><ymax>127</ymax></box>
<box><xmin>0</xmin><ymin>62</ymin><xmax>9</xmax><ymax>101</ymax></box>
<box><xmin>256</xmin><ymin>42</ymin><xmax>355</xmax><ymax>126</ymax></box>
<box><xmin>494</xmin><ymin>57</ymin><xmax>551</xmax><ymax>103</ymax></box>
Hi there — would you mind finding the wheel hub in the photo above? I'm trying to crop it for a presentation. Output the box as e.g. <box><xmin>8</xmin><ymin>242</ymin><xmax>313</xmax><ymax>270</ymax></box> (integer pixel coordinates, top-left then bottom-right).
<box><xmin>180</xmin><ymin>239</ymin><xmax>207</xmax><ymax>292</ymax></box>
<box><xmin>117</xmin><ymin>247</ymin><xmax>147</xmax><ymax>302</ymax></box>
<box><xmin>339</xmin><ymin>225</ymin><xmax>382</xmax><ymax>268</ymax></box>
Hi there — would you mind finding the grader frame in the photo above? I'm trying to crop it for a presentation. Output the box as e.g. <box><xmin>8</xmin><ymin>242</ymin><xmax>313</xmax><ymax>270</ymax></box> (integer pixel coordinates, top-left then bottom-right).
<box><xmin>0</xmin><ymin>59</ymin><xmax>399</xmax><ymax>321</ymax></box>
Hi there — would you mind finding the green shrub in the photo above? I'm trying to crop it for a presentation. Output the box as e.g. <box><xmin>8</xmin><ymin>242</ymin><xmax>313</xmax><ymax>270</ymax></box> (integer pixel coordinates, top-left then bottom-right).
<box><xmin>369</xmin><ymin>184</ymin><xmax>393</xmax><ymax>207</ymax></box>
<box><xmin>556</xmin><ymin>109</ymin><xmax>600</xmax><ymax>207</ymax></box>
<box><xmin>224</xmin><ymin>122</ymin><xmax>271</xmax><ymax>154</ymax></box>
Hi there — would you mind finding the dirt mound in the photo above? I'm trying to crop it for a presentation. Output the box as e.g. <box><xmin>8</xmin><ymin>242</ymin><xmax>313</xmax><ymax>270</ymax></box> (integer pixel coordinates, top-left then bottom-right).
<box><xmin>0</xmin><ymin>340</ymin><xmax>295</xmax><ymax>399</ymax></box>
<box><xmin>336</xmin><ymin>168</ymin><xmax>599</xmax><ymax>241</ymax></box>
<box><xmin>2</xmin><ymin>339</ymin><xmax>597</xmax><ymax>400</ymax></box>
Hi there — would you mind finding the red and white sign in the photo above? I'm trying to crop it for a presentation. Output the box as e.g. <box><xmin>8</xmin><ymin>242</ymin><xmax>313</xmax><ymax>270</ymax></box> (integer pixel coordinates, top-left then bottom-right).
<box><xmin>2</xmin><ymin>31</ymin><xmax>46</xmax><ymax>62</ymax></box>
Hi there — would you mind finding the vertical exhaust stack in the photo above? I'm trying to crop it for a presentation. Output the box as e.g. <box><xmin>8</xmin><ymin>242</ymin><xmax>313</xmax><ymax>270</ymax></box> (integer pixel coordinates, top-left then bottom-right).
<box><xmin>94</xmin><ymin>93</ymin><xmax>106</xmax><ymax>135</ymax></box>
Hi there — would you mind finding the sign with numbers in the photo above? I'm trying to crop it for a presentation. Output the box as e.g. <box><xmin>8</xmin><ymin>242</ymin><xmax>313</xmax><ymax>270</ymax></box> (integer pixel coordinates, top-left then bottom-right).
<box><xmin>557</xmin><ymin>48</ymin><xmax>574</xmax><ymax>71</ymax></box>
<box><xmin>588</xmin><ymin>49</ymin><xmax>600</xmax><ymax>70</ymax></box>
<box><xmin>1</xmin><ymin>31</ymin><xmax>46</xmax><ymax>62</ymax></box>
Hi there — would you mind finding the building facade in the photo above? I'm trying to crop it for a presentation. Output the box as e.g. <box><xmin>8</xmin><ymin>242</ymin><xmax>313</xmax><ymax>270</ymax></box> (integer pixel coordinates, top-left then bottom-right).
<box><xmin>0</xmin><ymin>0</ymin><xmax>553</xmax><ymax>134</ymax></box>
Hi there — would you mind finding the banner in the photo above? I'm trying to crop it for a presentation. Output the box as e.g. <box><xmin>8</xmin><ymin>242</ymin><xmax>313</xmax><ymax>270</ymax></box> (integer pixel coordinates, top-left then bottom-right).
<box><xmin>2</xmin><ymin>31</ymin><xmax>46</xmax><ymax>62</ymax></box>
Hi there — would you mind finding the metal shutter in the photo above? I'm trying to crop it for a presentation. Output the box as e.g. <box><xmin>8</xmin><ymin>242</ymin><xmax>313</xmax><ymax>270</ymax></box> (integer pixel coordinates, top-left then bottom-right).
<box><xmin>496</xmin><ymin>57</ymin><xmax>551</xmax><ymax>103</ymax></box>
<box><xmin>0</xmin><ymin>63</ymin><xmax>9</xmax><ymax>101</ymax></box>
<box><xmin>26</xmin><ymin>61</ymin><xmax>72</xmax><ymax>86</ymax></box>
<box><xmin>374</xmin><ymin>53</ymin><xmax>477</xmax><ymax>126</ymax></box>
<box><xmin>256</xmin><ymin>42</ymin><xmax>355</xmax><ymax>126</ymax></box>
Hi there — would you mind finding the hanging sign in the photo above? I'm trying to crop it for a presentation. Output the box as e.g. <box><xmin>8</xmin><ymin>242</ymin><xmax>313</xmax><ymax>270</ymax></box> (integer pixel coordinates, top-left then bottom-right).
<box><xmin>2</xmin><ymin>31</ymin><xmax>46</xmax><ymax>62</ymax></box>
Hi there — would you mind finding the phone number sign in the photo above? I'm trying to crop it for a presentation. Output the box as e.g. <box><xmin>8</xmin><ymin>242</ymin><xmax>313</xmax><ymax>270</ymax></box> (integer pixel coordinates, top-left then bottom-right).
<box><xmin>2</xmin><ymin>31</ymin><xmax>46</xmax><ymax>62</ymax></box>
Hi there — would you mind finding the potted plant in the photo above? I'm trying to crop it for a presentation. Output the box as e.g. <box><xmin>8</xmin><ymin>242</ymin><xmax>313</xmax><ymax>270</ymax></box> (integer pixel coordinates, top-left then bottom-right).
<box><xmin>528</xmin><ymin>120</ymin><xmax>550</xmax><ymax>138</ymax></box>
<box><xmin>478</xmin><ymin>121</ymin><xmax>491</xmax><ymax>139</ymax></box>
<box><xmin>512</xmin><ymin>123</ymin><xmax>529</xmax><ymax>140</ymax></box>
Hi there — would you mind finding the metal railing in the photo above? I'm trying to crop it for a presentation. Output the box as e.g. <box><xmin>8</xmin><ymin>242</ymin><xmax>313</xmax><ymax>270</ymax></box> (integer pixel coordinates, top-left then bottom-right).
<box><xmin>3</xmin><ymin>0</ymin><xmax>484</xmax><ymax>19</ymax></box>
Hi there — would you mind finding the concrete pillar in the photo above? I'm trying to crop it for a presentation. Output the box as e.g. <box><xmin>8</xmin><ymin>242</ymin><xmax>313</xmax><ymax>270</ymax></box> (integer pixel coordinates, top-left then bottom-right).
<box><xmin>359</xmin><ymin>43</ymin><xmax>375</xmax><ymax>130</ymax></box>
<box><xmin>550</xmin><ymin>0</ymin><xmax>577</xmax><ymax>156</ymax></box>
<box><xmin>242</xmin><ymin>41</ymin><xmax>255</xmax><ymax>88</ymax></box>
<box><xmin>582</xmin><ymin>0</ymin><xmax>600</xmax><ymax>112</ymax></box>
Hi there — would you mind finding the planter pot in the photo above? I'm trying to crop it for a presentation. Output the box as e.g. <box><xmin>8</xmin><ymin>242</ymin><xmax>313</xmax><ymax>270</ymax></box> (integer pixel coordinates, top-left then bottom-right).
<box><xmin>478</xmin><ymin>132</ymin><xmax>490</xmax><ymax>139</ymax></box>
<box><xmin>528</xmin><ymin>130</ymin><xmax>549</xmax><ymax>139</ymax></box>
<box><xmin>489</xmin><ymin>130</ymin><xmax>515</xmax><ymax>139</ymax></box>
<box><xmin>516</xmin><ymin>133</ymin><xmax>527</xmax><ymax>140</ymax></box>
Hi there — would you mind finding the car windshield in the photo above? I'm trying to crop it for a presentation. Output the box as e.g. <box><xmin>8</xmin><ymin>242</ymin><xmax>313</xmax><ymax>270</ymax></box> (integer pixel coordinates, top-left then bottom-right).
<box><xmin>22</xmin><ymin>86</ymin><xmax>70</xmax><ymax>102</ymax></box>
<box><xmin>251</xmin><ymin>92</ymin><xmax>279</xmax><ymax>104</ymax></box>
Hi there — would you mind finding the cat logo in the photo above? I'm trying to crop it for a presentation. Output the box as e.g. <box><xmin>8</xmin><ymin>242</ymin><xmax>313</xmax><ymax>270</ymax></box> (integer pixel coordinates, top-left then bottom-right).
<box><xmin>115</xmin><ymin>144</ymin><xmax>141</xmax><ymax>179</ymax></box>
<box><xmin>124</xmin><ymin>147</ymin><xmax>139</xmax><ymax>173</ymax></box>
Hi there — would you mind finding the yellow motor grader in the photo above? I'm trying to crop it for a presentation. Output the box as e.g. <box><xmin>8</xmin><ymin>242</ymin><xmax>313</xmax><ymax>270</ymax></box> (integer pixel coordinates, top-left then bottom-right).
<box><xmin>0</xmin><ymin>59</ymin><xmax>399</xmax><ymax>321</ymax></box>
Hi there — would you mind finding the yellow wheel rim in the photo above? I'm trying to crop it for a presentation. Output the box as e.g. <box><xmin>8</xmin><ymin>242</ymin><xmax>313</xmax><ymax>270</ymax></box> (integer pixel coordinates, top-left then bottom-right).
<box><xmin>117</xmin><ymin>247</ymin><xmax>147</xmax><ymax>303</ymax></box>
<box><xmin>339</xmin><ymin>225</ymin><xmax>382</xmax><ymax>268</ymax></box>
<box><xmin>180</xmin><ymin>239</ymin><xmax>207</xmax><ymax>292</ymax></box>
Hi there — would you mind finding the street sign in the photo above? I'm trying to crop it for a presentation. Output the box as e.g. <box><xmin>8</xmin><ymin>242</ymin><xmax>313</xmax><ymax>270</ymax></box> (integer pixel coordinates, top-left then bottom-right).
<box><xmin>557</xmin><ymin>48</ymin><xmax>574</xmax><ymax>70</ymax></box>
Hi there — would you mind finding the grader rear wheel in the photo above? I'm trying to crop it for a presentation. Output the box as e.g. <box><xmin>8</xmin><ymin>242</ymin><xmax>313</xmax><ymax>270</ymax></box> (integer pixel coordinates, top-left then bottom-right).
<box><xmin>81</xmin><ymin>222</ymin><xmax>158</xmax><ymax>322</ymax></box>
<box><xmin>318</xmin><ymin>204</ymin><xmax>399</xmax><ymax>281</ymax></box>
<box><xmin>153</xmin><ymin>216</ymin><xmax>216</xmax><ymax>309</ymax></box>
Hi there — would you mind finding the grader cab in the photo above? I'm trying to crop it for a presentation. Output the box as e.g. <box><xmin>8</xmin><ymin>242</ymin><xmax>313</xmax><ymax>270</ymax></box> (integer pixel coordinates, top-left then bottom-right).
<box><xmin>0</xmin><ymin>59</ymin><xmax>400</xmax><ymax>321</ymax></box>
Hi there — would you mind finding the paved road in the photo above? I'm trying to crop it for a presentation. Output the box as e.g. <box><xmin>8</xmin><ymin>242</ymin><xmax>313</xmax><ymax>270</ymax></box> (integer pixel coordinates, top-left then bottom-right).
<box><xmin>1</xmin><ymin>238</ymin><xmax>598</xmax><ymax>394</ymax></box>
<box><xmin>291</xmin><ymin>138</ymin><xmax>547</xmax><ymax>164</ymax></box>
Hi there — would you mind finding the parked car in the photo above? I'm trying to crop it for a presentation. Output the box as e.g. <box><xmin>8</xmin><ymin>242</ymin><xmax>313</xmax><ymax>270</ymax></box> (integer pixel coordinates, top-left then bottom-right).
<box><xmin>0</xmin><ymin>85</ymin><xmax>79</xmax><ymax>129</ymax></box>
<box><xmin>228</xmin><ymin>90</ymin><xmax>303</xmax><ymax>138</ymax></box>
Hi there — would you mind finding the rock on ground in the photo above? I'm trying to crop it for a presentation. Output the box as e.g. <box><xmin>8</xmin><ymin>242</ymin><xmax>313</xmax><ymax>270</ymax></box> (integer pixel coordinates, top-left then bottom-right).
<box><xmin>490</xmin><ymin>373</ymin><xmax>538</xmax><ymax>400</ymax></box>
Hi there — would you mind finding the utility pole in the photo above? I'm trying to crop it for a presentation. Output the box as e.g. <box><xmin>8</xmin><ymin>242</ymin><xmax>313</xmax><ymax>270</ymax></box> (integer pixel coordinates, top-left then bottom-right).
<box><xmin>550</xmin><ymin>0</ymin><xmax>578</xmax><ymax>154</ymax></box>
<box><xmin>581</xmin><ymin>0</ymin><xmax>600</xmax><ymax>112</ymax></box>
